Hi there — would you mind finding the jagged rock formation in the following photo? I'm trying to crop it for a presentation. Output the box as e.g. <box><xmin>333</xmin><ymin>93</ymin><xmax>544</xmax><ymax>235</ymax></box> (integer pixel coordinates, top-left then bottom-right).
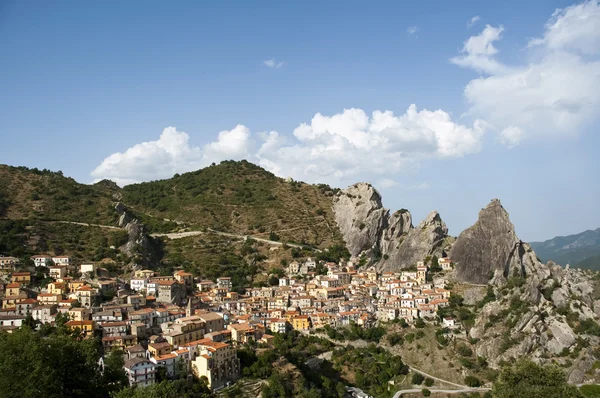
<box><xmin>332</xmin><ymin>183</ymin><xmax>388</xmax><ymax>257</ymax></box>
<box><xmin>379</xmin><ymin>211</ymin><xmax>448</xmax><ymax>272</ymax></box>
<box><xmin>114</xmin><ymin>202</ymin><xmax>155</xmax><ymax>267</ymax></box>
<box><xmin>449</xmin><ymin>200</ymin><xmax>600</xmax><ymax>384</ymax></box>
<box><xmin>332</xmin><ymin>183</ymin><xmax>448</xmax><ymax>271</ymax></box>
<box><xmin>451</xmin><ymin>199</ymin><xmax>535</xmax><ymax>284</ymax></box>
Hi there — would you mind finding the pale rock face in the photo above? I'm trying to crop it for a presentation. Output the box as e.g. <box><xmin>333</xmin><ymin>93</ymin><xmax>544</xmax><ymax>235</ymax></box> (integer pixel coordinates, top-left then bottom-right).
<box><xmin>114</xmin><ymin>202</ymin><xmax>153</xmax><ymax>265</ymax></box>
<box><xmin>332</xmin><ymin>183</ymin><xmax>388</xmax><ymax>257</ymax></box>
<box><xmin>378</xmin><ymin>210</ymin><xmax>448</xmax><ymax>272</ymax></box>
<box><xmin>547</xmin><ymin>319</ymin><xmax>577</xmax><ymax>355</ymax></box>
<box><xmin>332</xmin><ymin>182</ymin><xmax>448</xmax><ymax>271</ymax></box>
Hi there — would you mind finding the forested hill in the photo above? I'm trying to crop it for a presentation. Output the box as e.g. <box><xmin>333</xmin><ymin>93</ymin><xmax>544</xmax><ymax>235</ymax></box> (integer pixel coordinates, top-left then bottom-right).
<box><xmin>0</xmin><ymin>161</ymin><xmax>345</xmax><ymax>264</ymax></box>
<box><xmin>531</xmin><ymin>228</ymin><xmax>600</xmax><ymax>270</ymax></box>
<box><xmin>121</xmin><ymin>160</ymin><xmax>344</xmax><ymax>248</ymax></box>
<box><xmin>0</xmin><ymin>165</ymin><xmax>118</xmax><ymax>224</ymax></box>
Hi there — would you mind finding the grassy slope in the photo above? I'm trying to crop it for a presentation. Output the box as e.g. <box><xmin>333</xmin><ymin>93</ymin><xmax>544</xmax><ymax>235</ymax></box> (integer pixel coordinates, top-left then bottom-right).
<box><xmin>0</xmin><ymin>165</ymin><xmax>117</xmax><ymax>224</ymax></box>
<box><xmin>121</xmin><ymin>160</ymin><xmax>343</xmax><ymax>249</ymax></box>
<box><xmin>1</xmin><ymin>161</ymin><xmax>344</xmax><ymax>279</ymax></box>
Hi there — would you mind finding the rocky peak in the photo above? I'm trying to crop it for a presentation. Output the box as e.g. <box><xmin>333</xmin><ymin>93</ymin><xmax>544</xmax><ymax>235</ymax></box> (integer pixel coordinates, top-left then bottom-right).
<box><xmin>332</xmin><ymin>183</ymin><xmax>448</xmax><ymax>271</ymax></box>
<box><xmin>378</xmin><ymin>210</ymin><xmax>448</xmax><ymax>272</ymax></box>
<box><xmin>332</xmin><ymin>183</ymin><xmax>388</xmax><ymax>257</ymax></box>
<box><xmin>451</xmin><ymin>199</ymin><xmax>548</xmax><ymax>288</ymax></box>
<box><xmin>451</xmin><ymin>199</ymin><xmax>522</xmax><ymax>284</ymax></box>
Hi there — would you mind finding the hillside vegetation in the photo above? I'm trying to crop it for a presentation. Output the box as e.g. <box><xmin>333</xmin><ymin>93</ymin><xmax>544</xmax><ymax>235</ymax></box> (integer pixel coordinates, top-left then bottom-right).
<box><xmin>0</xmin><ymin>161</ymin><xmax>345</xmax><ymax>278</ymax></box>
<box><xmin>0</xmin><ymin>165</ymin><xmax>117</xmax><ymax>224</ymax></box>
<box><xmin>531</xmin><ymin>228</ymin><xmax>600</xmax><ymax>270</ymax></box>
<box><xmin>122</xmin><ymin>160</ymin><xmax>343</xmax><ymax>248</ymax></box>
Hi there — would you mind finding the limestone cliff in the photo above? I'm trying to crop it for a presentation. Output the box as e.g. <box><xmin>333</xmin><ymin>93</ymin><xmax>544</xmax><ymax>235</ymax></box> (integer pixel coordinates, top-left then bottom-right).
<box><xmin>332</xmin><ymin>183</ymin><xmax>448</xmax><ymax>271</ymax></box>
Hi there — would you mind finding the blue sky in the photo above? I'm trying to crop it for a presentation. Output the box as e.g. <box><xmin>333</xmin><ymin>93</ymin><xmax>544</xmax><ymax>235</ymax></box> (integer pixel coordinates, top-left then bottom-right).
<box><xmin>1</xmin><ymin>0</ymin><xmax>599</xmax><ymax>242</ymax></box>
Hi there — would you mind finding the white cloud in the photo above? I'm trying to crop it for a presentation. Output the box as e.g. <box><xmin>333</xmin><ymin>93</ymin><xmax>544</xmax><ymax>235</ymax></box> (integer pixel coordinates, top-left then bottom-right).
<box><xmin>91</xmin><ymin>126</ymin><xmax>252</xmax><ymax>185</ymax></box>
<box><xmin>528</xmin><ymin>0</ymin><xmax>600</xmax><ymax>55</ymax></box>
<box><xmin>467</xmin><ymin>16</ymin><xmax>481</xmax><ymax>28</ymax></box>
<box><xmin>407</xmin><ymin>26</ymin><xmax>419</xmax><ymax>35</ymax></box>
<box><xmin>256</xmin><ymin>105</ymin><xmax>486</xmax><ymax>184</ymax></box>
<box><xmin>263</xmin><ymin>58</ymin><xmax>284</xmax><ymax>68</ymax></box>
<box><xmin>499</xmin><ymin>126</ymin><xmax>523</xmax><ymax>148</ymax></box>
<box><xmin>378</xmin><ymin>178</ymin><xmax>398</xmax><ymax>189</ymax></box>
<box><xmin>453</xmin><ymin>0</ymin><xmax>600</xmax><ymax>147</ymax></box>
<box><xmin>91</xmin><ymin>106</ymin><xmax>486</xmax><ymax>187</ymax></box>
<box><xmin>377</xmin><ymin>179</ymin><xmax>429</xmax><ymax>190</ymax></box>
<box><xmin>450</xmin><ymin>25</ymin><xmax>506</xmax><ymax>74</ymax></box>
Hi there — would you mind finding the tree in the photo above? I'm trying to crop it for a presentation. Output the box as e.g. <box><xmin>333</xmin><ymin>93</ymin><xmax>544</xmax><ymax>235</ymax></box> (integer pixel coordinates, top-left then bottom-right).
<box><xmin>0</xmin><ymin>327</ymin><xmax>104</xmax><ymax>398</ymax></box>
<box><xmin>424</xmin><ymin>377</ymin><xmax>434</xmax><ymax>387</ymax></box>
<box><xmin>492</xmin><ymin>359</ymin><xmax>583</xmax><ymax>398</ymax></box>
<box><xmin>102</xmin><ymin>349</ymin><xmax>128</xmax><ymax>394</ymax></box>
<box><xmin>412</xmin><ymin>372</ymin><xmax>425</xmax><ymax>385</ymax></box>
<box><xmin>465</xmin><ymin>375</ymin><xmax>482</xmax><ymax>387</ymax></box>
<box><xmin>422</xmin><ymin>388</ymin><xmax>431</xmax><ymax>397</ymax></box>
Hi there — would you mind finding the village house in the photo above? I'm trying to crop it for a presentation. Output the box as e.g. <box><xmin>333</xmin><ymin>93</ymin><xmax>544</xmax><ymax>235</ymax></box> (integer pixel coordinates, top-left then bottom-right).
<box><xmin>192</xmin><ymin>340</ymin><xmax>240</xmax><ymax>390</ymax></box>
<box><xmin>32</xmin><ymin>304</ymin><xmax>57</xmax><ymax>324</ymax></box>
<box><xmin>51</xmin><ymin>256</ymin><xmax>71</xmax><ymax>266</ymax></box>
<box><xmin>65</xmin><ymin>320</ymin><xmax>95</xmax><ymax>336</ymax></box>
<box><xmin>123</xmin><ymin>358</ymin><xmax>156</xmax><ymax>387</ymax></box>
<box><xmin>31</xmin><ymin>255</ymin><xmax>51</xmax><ymax>268</ymax></box>
<box><xmin>49</xmin><ymin>265</ymin><xmax>67</xmax><ymax>280</ymax></box>
<box><xmin>11</xmin><ymin>272</ymin><xmax>31</xmax><ymax>286</ymax></box>
<box><xmin>80</xmin><ymin>263</ymin><xmax>96</xmax><ymax>276</ymax></box>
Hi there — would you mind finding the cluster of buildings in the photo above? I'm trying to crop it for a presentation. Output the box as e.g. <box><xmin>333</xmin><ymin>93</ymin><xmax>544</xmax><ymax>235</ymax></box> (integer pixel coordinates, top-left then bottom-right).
<box><xmin>0</xmin><ymin>253</ymin><xmax>455</xmax><ymax>391</ymax></box>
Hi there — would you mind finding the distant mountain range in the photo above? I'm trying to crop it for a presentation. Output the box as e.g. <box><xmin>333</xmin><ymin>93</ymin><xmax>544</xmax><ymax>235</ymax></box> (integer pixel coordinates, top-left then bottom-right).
<box><xmin>530</xmin><ymin>228</ymin><xmax>600</xmax><ymax>270</ymax></box>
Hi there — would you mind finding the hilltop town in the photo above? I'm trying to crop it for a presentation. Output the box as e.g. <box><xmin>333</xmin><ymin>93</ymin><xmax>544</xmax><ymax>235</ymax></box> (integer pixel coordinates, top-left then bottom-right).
<box><xmin>0</xmin><ymin>252</ymin><xmax>455</xmax><ymax>392</ymax></box>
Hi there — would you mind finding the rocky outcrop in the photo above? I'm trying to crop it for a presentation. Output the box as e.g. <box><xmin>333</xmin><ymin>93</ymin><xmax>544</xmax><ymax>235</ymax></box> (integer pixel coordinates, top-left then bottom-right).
<box><xmin>332</xmin><ymin>183</ymin><xmax>448</xmax><ymax>271</ymax></box>
<box><xmin>332</xmin><ymin>183</ymin><xmax>388</xmax><ymax>257</ymax></box>
<box><xmin>114</xmin><ymin>202</ymin><xmax>155</xmax><ymax>267</ymax></box>
<box><xmin>452</xmin><ymin>199</ymin><xmax>534</xmax><ymax>284</ymax></box>
<box><xmin>378</xmin><ymin>211</ymin><xmax>448</xmax><ymax>272</ymax></box>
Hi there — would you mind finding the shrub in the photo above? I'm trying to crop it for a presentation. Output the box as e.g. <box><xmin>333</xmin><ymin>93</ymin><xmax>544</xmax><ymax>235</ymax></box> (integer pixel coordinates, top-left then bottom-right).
<box><xmin>412</xmin><ymin>372</ymin><xmax>425</xmax><ymax>385</ymax></box>
<box><xmin>422</xmin><ymin>388</ymin><xmax>431</xmax><ymax>396</ymax></box>
<box><xmin>465</xmin><ymin>375</ymin><xmax>482</xmax><ymax>387</ymax></box>
<box><xmin>424</xmin><ymin>377</ymin><xmax>434</xmax><ymax>387</ymax></box>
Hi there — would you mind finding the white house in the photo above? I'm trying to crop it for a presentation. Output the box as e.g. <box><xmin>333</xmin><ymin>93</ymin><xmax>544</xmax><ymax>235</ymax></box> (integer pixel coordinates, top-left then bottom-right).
<box><xmin>49</xmin><ymin>265</ymin><xmax>67</xmax><ymax>280</ymax></box>
<box><xmin>439</xmin><ymin>257</ymin><xmax>452</xmax><ymax>271</ymax></box>
<box><xmin>80</xmin><ymin>263</ymin><xmax>96</xmax><ymax>276</ymax></box>
<box><xmin>52</xmin><ymin>256</ymin><xmax>71</xmax><ymax>266</ymax></box>
<box><xmin>123</xmin><ymin>358</ymin><xmax>156</xmax><ymax>387</ymax></box>
<box><xmin>443</xmin><ymin>317</ymin><xmax>456</xmax><ymax>328</ymax></box>
<box><xmin>31</xmin><ymin>255</ymin><xmax>52</xmax><ymax>267</ymax></box>
<box><xmin>130</xmin><ymin>278</ymin><xmax>147</xmax><ymax>292</ymax></box>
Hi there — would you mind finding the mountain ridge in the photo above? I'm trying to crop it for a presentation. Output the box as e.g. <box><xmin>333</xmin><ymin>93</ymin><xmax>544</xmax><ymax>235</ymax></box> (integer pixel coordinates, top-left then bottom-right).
<box><xmin>531</xmin><ymin>228</ymin><xmax>600</xmax><ymax>270</ymax></box>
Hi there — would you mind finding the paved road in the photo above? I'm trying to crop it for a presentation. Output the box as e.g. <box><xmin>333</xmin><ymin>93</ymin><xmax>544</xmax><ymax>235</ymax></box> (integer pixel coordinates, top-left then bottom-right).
<box><xmin>392</xmin><ymin>387</ymin><xmax>491</xmax><ymax>397</ymax></box>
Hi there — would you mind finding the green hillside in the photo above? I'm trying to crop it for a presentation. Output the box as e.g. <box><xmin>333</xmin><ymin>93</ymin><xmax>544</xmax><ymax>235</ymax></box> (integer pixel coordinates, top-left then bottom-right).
<box><xmin>0</xmin><ymin>165</ymin><xmax>117</xmax><ymax>224</ymax></box>
<box><xmin>531</xmin><ymin>228</ymin><xmax>600</xmax><ymax>270</ymax></box>
<box><xmin>122</xmin><ymin>160</ymin><xmax>343</xmax><ymax>248</ymax></box>
<box><xmin>0</xmin><ymin>161</ymin><xmax>345</xmax><ymax>279</ymax></box>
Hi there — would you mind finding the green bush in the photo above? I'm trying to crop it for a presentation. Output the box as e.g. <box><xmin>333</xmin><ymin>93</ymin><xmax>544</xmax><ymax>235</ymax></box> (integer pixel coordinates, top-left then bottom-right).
<box><xmin>412</xmin><ymin>372</ymin><xmax>425</xmax><ymax>385</ymax></box>
<box><xmin>465</xmin><ymin>375</ymin><xmax>482</xmax><ymax>387</ymax></box>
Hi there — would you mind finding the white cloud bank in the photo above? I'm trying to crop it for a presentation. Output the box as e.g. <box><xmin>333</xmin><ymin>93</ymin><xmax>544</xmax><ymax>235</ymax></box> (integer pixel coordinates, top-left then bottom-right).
<box><xmin>91</xmin><ymin>126</ymin><xmax>252</xmax><ymax>186</ymax></box>
<box><xmin>91</xmin><ymin>105</ymin><xmax>486</xmax><ymax>186</ymax></box>
<box><xmin>91</xmin><ymin>0</ymin><xmax>600</xmax><ymax>186</ymax></box>
<box><xmin>453</xmin><ymin>0</ymin><xmax>600</xmax><ymax>147</ymax></box>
